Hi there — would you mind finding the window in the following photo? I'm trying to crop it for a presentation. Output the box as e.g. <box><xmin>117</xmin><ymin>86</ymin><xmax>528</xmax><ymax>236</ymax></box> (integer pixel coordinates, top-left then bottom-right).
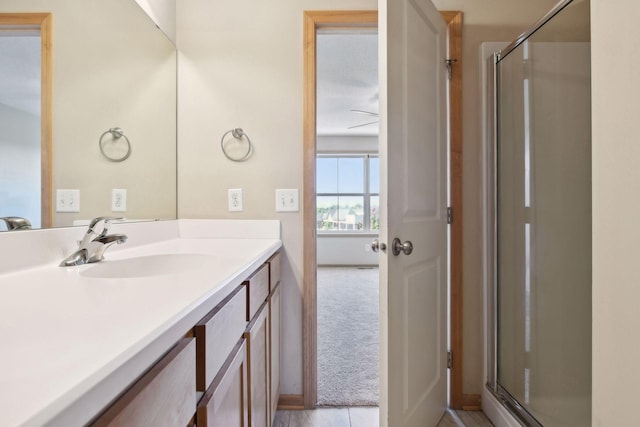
<box><xmin>316</xmin><ymin>155</ymin><xmax>379</xmax><ymax>232</ymax></box>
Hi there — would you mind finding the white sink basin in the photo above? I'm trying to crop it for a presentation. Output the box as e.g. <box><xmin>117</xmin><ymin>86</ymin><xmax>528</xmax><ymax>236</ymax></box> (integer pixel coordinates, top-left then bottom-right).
<box><xmin>80</xmin><ymin>253</ymin><xmax>214</xmax><ymax>279</ymax></box>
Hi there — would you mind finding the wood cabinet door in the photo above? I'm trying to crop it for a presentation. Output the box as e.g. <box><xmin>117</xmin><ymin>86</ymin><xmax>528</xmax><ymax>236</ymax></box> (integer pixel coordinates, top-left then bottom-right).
<box><xmin>244</xmin><ymin>303</ymin><xmax>270</xmax><ymax>427</ymax></box>
<box><xmin>269</xmin><ymin>283</ymin><xmax>281</xmax><ymax>419</ymax></box>
<box><xmin>197</xmin><ymin>339</ymin><xmax>248</xmax><ymax>427</ymax></box>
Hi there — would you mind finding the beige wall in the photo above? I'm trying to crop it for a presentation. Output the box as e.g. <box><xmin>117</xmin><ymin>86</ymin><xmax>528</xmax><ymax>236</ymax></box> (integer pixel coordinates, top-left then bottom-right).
<box><xmin>177</xmin><ymin>0</ymin><xmax>564</xmax><ymax>398</ymax></box>
<box><xmin>176</xmin><ymin>0</ymin><xmax>376</xmax><ymax>395</ymax></box>
<box><xmin>591</xmin><ymin>0</ymin><xmax>640</xmax><ymax>424</ymax></box>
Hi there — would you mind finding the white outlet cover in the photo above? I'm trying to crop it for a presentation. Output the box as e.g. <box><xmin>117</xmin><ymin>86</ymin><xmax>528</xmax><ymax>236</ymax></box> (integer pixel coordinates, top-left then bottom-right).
<box><xmin>112</xmin><ymin>189</ymin><xmax>127</xmax><ymax>212</ymax></box>
<box><xmin>276</xmin><ymin>189</ymin><xmax>299</xmax><ymax>212</ymax></box>
<box><xmin>228</xmin><ymin>188</ymin><xmax>243</xmax><ymax>212</ymax></box>
<box><xmin>56</xmin><ymin>189</ymin><xmax>80</xmax><ymax>213</ymax></box>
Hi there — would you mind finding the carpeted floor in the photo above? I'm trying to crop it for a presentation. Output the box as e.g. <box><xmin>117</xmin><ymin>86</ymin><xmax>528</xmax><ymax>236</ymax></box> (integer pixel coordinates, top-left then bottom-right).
<box><xmin>317</xmin><ymin>266</ymin><xmax>379</xmax><ymax>406</ymax></box>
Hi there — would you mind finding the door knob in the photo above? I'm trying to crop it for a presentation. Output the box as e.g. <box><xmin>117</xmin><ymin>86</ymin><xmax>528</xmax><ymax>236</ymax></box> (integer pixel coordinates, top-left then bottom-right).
<box><xmin>392</xmin><ymin>238</ymin><xmax>413</xmax><ymax>256</ymax></box>
<box><xmin>371</xmin><ymin>239</ymin><xmax>386</xmax><ymax>253</ymax></box>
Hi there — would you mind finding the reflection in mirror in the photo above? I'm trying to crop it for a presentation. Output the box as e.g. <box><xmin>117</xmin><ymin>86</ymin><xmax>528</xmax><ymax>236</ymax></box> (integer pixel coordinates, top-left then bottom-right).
<box><xmin>0</xmin><ymin>1</ymin><xmax>177</xmax><ymax>231</ymax></box>
<box><xmin>0</xmin><ymin>13</ymin><xmax>51</xmax><ymax>230</ymax></box>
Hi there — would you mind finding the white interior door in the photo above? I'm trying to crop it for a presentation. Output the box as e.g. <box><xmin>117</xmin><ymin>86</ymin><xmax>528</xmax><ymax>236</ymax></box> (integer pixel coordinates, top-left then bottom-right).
<box><xmin>378</xmin><ymin>0</ymin><xmax>448</xmax><ymax>425</ymax></box>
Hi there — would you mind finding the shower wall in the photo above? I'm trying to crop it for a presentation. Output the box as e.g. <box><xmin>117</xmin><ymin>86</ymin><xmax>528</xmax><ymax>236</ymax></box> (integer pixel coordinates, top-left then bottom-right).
<box><xmin>495</xmin><ymin>1</ymin><xmax>591</xmax><ymax>425</ymax></box>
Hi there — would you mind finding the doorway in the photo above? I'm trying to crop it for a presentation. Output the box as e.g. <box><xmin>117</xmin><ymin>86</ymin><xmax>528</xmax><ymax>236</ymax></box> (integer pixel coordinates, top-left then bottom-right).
<box><xmin>302</xmin><ymin>9</ymin><xmax>463</xmax><ymax>411</ymax></box>
<box><xmin>315</xmin><ymin>27</ymin><xmax>380</xmax><ymax>407</ymax></box>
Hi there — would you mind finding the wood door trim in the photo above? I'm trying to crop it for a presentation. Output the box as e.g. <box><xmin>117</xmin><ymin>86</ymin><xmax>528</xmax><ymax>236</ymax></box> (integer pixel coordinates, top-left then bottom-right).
<box><xmin>303</xmin><ymin>11</ymin><xmax>378</xmax><ymax>409</ymax></box>
<box><xmin>302</xmin><ymin>9</ymin><xmax>463</xmax><ymax>410</ymax></box>
<box><xmin>441</xmin><ymin>10</ymin><xmax>464</xmax><ymax>410</ymax></box>
<box><xmin>0</xmin><ymin>13</ymin><xmax>53</xmax><ymax>228</ymax></box>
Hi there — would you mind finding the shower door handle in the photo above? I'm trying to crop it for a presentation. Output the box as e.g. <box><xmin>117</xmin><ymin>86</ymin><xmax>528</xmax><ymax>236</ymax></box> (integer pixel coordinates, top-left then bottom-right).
<box><xmin>392</xmin><ymin>238</ymin><xmax>413</xmax><ymax>256</ymax></box>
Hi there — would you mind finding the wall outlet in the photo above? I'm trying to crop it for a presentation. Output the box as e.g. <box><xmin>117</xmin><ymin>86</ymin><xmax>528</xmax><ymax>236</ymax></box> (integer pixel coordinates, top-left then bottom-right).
<box><xmin>275</xmin><ymin>189</ymin><xmax>299</xmax><ymax>212</ymax></box>
<box><xmin>228</xmin><ymin>188</ymin><xmax>243</xmax><ymax>212</ymax></box>
<box><xmin>112</xmin><ymin>189</ymin><xmax>127</xmax><ymax>212</ymax></box>
<box><xmin>56</xmin><ymin>189</ymin><xmax>80</xmax><ymax>212</ymax></box>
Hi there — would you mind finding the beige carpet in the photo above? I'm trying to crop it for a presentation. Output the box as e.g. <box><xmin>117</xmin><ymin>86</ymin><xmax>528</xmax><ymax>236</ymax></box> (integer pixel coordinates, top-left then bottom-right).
<box><xmin>317</xmin><ymin>266</ymin><xmax>379</xmax><ymax>406</ymax></box>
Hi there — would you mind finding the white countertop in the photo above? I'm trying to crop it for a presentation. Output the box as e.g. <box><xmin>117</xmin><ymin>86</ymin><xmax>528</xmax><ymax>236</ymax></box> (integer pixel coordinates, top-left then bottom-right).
<box><xmin>0</xmin><ymin>220</ymin><xmax>281</xmax><ymax>426</ymax></box>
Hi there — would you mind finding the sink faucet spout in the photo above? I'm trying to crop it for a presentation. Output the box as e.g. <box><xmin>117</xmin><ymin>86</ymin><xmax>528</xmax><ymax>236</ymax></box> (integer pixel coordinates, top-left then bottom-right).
<box><xmin>1</xmin><ymin>217</ymin><xmax>32</xmax><ymax>231</ymax></box>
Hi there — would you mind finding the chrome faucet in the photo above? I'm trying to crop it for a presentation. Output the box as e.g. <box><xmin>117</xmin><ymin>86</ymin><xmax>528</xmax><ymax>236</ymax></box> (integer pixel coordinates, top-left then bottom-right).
<box><xmin>0</xmin><ymin>216</ymin><xmax>32</xmax><ymax>231</ymax></box>
<box><xmin>60</xmin><ymin>217</ymin><xmax>128</xmax><ymax>267</ymax></box>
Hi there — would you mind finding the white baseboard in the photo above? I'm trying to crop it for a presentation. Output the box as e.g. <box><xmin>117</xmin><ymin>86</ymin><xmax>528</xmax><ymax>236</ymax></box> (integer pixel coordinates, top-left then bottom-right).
<box><xmin>482</xmin><ymin>387</ymin><xmax>523</xmax><ymax>427</ymax></box>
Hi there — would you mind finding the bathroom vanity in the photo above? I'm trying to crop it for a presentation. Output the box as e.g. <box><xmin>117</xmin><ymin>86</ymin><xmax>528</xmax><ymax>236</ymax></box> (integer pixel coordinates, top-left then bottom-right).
<box><xmin>0</xmin><ymin>219</ymin><xmax>282</xmax><ymax>426</ymax></box>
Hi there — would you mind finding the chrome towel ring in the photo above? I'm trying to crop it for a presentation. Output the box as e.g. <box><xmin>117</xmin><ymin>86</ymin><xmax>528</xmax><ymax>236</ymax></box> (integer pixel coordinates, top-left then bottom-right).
<box><xmin>221</xmin><ymin>128</ymin><xmax>253</xmax><ymax>162</ymax></box>
<box><xmin>99</xmin><ymin>127</ymin><xmax>131</xmax><ymax>162</ymax></box>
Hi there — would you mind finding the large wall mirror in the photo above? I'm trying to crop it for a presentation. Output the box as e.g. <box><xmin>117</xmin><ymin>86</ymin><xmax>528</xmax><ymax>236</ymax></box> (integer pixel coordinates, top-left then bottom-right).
<box><xmin>0</xmin><ymin>0</ymin><xmax>177</xmax><ymax>231</ymax></box>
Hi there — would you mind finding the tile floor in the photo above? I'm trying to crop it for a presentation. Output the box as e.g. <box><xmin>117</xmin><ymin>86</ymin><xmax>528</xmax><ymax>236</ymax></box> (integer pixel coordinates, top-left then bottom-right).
<box><xmin>274</xmin><ymin>407</ymin><xmax>494</xmax><ymax>427</ymax></box>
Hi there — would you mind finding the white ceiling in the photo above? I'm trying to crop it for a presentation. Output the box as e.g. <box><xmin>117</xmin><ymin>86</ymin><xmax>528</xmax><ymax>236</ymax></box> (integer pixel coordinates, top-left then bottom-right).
<box><xmin>316</xmin><ymin>30</ymin><xmax>378</xmax><ymax>136</ymax></box>
<box><xmin>0</xmin><ymin>35</ymin><xmax>40</xmax><ymax>116</ymax></box>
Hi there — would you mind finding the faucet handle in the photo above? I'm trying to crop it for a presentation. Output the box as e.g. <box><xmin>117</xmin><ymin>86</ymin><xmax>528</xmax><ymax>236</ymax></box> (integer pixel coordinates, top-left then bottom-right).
<box><xmin>76</xmin><ymin>217</ymin><xmax>124</xmax><ymax>252</ymax></box>
<box><xmin>87</xmin><ymin>216</ymin><xmax>123</xmax><ymax>234</ymax></box>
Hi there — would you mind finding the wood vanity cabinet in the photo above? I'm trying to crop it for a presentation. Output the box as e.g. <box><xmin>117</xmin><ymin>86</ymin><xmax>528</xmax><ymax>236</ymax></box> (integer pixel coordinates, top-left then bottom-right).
<box><xmin>196</xmin><ymin>250</ymin><xmax>282</xmax><ymax>427</ymax></box>
<box><xmin>91</xmin><ymin>250</ymin><xmax>282</xmax><ymax>427</ymax></box>
<box><xmin>243</xmin><ymin>251</ymin><xmax>281</xmax><ymax>427</ymax></box>
<box><xmin>91</xmin><ymin>338</ymin><xmax>196</xmax><ymax>427</ymax></box>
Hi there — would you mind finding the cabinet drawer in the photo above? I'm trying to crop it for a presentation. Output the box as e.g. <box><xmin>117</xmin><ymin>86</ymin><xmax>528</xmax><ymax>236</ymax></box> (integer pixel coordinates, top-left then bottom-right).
<box><xmin>195</xmin><ymin>285</ymin><xmax>247</xmax><ymax>391</ymax></box>
<box><xmin>197</xmin><ymin>339</ymin><xmax>248</xmax><ymax>427</ymax></box>
<box><xmin>92</xmin><ymin>338</ymin><xmax>196</xmax><ymax>427</ymax></box>
<box><xmin>267</xmin><ymin>252</ymin><xmax>281</xmax><ymax>292</ymax></box>
<box><xmin>246</xmin><ymin>264</ymin><xmax>269</xmax><ymax>321</ymax></box>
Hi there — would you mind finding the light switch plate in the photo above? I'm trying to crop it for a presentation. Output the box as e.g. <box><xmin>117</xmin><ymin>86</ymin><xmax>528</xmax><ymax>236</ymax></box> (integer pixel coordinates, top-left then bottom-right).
<box><xmin>275</xmin><ymin>189</ymin><xmax>299</xmax><ymax>212</ymax></box>
<box><xmin>56</xmin><ymin>189</ymin><xmax>80</xmax><ymax>212</ymax></box>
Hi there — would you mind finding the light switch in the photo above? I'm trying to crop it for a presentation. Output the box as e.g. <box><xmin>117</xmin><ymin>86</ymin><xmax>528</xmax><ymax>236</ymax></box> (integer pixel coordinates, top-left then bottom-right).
<box><xmin>56</xmin><ymin>189</ymin><xmax>80</xmax><ymax>212</ymax></box>
<box><xmin>275</xmin><ymin>189</ymin><xmax>299</xmax><ymax>212</ymax></box>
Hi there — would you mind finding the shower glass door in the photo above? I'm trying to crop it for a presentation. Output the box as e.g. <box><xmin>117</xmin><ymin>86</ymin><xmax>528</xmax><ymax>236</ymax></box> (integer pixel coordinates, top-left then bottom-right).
<box><xmin>495</xmin><ymin>0</ymin><xmax>591</xmax><ymax>425</ymax></box>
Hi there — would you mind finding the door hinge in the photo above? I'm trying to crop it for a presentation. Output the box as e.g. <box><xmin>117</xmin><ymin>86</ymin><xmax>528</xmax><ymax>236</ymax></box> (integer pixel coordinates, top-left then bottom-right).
<box><xmin>447</xmin><ymin>351</ymin><xmax>453</xmax><ymax>369</ymax></box>
<box><xmin>447</xmin><ymin>207</ymin><xmax>453</xmax><ymax>224</ymax></box>
<box><xmin>445</xmin><ymin>58</ymin><xmax>458</xmax><ymax>80</ymax></box>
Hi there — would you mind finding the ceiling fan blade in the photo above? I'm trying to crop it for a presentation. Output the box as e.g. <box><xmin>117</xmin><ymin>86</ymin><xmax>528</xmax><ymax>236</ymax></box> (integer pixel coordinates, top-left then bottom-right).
<box><xmin>350</xmin><ymin>109</ymin><xmax>379</xmax><ymax>117</ymax></box>
<box><xmin>347</xmin><ymin>120</ymin><xmax>379</xmax><ymax>129</ymax></box>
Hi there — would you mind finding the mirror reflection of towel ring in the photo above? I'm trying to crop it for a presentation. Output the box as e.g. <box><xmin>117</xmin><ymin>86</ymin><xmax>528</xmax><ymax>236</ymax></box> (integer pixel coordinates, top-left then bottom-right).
<box><xmin>220</xmin><ymin>128</ymin><xmax>253</xmax><ymax>162</ymax></box>
<box><xmin>99</xmin><ymin>127</ymin><xmax>131</xmax><ymax>162</ymax></box>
